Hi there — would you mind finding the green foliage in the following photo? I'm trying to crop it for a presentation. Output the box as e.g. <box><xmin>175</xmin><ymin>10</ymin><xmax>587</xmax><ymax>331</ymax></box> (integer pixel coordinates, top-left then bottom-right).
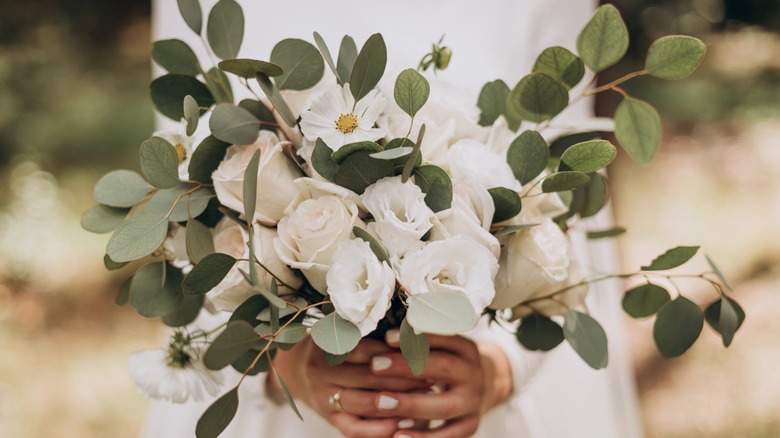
<box><xmin>352</xmin><ymin>226</ymin><xmax>390</xmax><ymax>263</ymax></box>
<box><xmin>477</xmin><ymin>80</ymin><xmax>515</xmax><ymax>128</ymax></box>
<box><xmin>206</xmin><ymin>0</ymin><xmax>244</xmax><ymax>60</ymax></box>
<box><xmin>488</xmin><ymin>187</ymin><xmax>522</xmax><ymax>223</ymax></box>
<box><xmin>270</xmin><ymin>39</ymin><xmax>324</xmax><ymax>91</ymax></box>
<box><xmin>495</xmin><ymin>223</ymin><xmax>539</xmax><ymax>237</ymax></box>
<box><xmin>81</xmin><ymin>204</ymin><xmax>128</xmax><ymax>234</ymax></box>
<box><xmin>622</xmin><ymin>283</ymin><xmax>671</xmax><ymax>318</ymax></box>
<box><xmin>705</xmin><ymin>296</ymin><xmax>745</xmax><ymax>347</ymax></box>
<box><xmin>203</xmin><ymin>67</ymin><xmax>234</xmax><ymax>104</ymax></box>
<box><xmin>350</xmin><ymin>33</ymin><xmax>387</xmax><ymax>101</ymax></box>
<box><xmin>106</xmin><ymin>214</ymin><xmax>168</xmax><ymax>262</ymax></box>
<box><xmin>586</xmin><ymin>227</ymin><xmax>626</xmax><ymax>239</ymax></box>
<box><xmin>654</xmin><ymin>296</ymin><xmax>704</xmax><ymax>357</ymax></box>
<box><xmin>645</xmin><ymin>36</ymin><xmax>706</xmax><ymax>80</ymax></box>
<box><xmin>413</xmin><ymin>165</ymin><xmax>453</xmax><ymax>213</ymax></box>
<box><xmin>230</xmin><ymin>295</ymin><xmax>268</xmax><ymax>325</ymax></box>
<box><xmin>147</xmin><ymin>184</ymin><xmax>212</xmax><ymax>222</ymax></box>
<box><xmin>185</xmin><ymin>219</ymin><xmax>214</xmax><ymax>264</ymax></box>
<box><xmin>311</xmin><ymin>139</ymin><xmax>339</xmax><ymax>181</ymax></box>
<box><xmin>558</xmin><ymin>140</ymin><xmax>616</xmax><ymax>173</ymax></box>
<box><xmin>532</xmin><ymin>46</ymin><xmax>585</xmax><ymax>89</ymax></box>
<box><xmin>183</xmin><ymin>95</ymin><xmax>200</xmax><ymax>136</ymax></box>
<box><xmin>311</xmin><ymin>312</ymin><xmax>362</xmax><ymax>355</ymax></box>
<box><xmin>563</xmin><ymin>310</ymin><xmax>609</xmax><ymax>369</ymax></box>
<box><xmin>256</xmin><ymin>322</ymin><xmax>307</xmax><ymax>345</ymax></box>
<box><xmin>94</xmin><ymin>170</ymin><xmax>153</xmax><ymax>208</ymax></box>
<box><xmin>614</xmin><ymin>97</ymin><xmax>661</xmax><ymax>166</ymax></box>
<box><xmin>507</xmin><ymin>130</ymin><xmax>549</xmax><ymax>185</ymax></box>
<box><xmin>334</xmin><ymin>151</ymin><xmax>394</xmax><ymax>194</ymax></box>
<box><xmin>242</xmin><ymin>148</ymin><xmax>261</xmax><ymax>221</ymax></box>
<box><xmin>641</xmin><ymin>246</ymin><xmax>700</xmax><ymax>271</ymax></box>
<box><xmin>209</xmin><ymin>103</ymin><xmax>260</xmax><ymax>145</ymax></box>
<box><xmin>370</xmin><ymin>147</ymin><xmax>413</xmax><ymax>160</ymax></box>
<box><xmin>162</xmin><ymin>294</ymin><xmax>204</xmax><ymax>327</ymax></box>
<box><xmin>541</xmin><ymin>171</ymin><xmax>590</xmax><ymax>193</ymax></box>
<box><xmin>406</xmin><ymin>291</ymin><xmax>477</xmax><ymax>335</ymax></box>
<box><xmin>394</xmin><ymin>69</ymin><xmax>430</xmax><ymax>118</ymax></box>
<box><xmin>706</xmin><ymin>255</ymin><xmax>734</xmax><ymax>291</ymax></box>
<box><xmin>256</xmin><ymin>73</ymin><xmax>296</xmax><ymax>127</ymax></box>
<box><xmin>549</xmin><ymin>131</ymin><xmax>600</xmax><ymax>158</ymax></box>
<box><xmin>152</xmin><ymin>39</ymin><xmax>201</xmax><ymax>76</ymax></box>
<box><xmin>150</xmin><ymin>74</ymin><xmax>214</xmax><ymax>120</ymax></box>
<box><xmin>116</xmin><ymin>277</ymin><xmax>131</xmax><ymax>305</ymax></box>
<box><xmin>182</xmin><ymin>253</ymin><xmax>237</xmax><ymax>295</ymax></box>
<box><xmin>516</xmin><ymin>313</ymin><xmax>565</xmax><ymax>351</ymax></box>
<box><xmin>578</xmin><ymin>173</ymin><xmax>609</xmax><ymax>218</ymax></box>
<box><xmin>230</xmin><ymin>348</ymin><xmax>272</xmax><ymax>375</ymax></box>
<box><xmin>256</xmin><ymin>297</ymin><xmax>306</xmax><ymax>321</ymax></box>
<box><xmin>196</xmin><ymin>388</ymin><xmax>239</xmax><ymax>438</ymax></box>
<box><xmin>105</xmin><ymin>254</ymin><xmax>128</xmax><ymax>271</ymax></box>
<box><xmin>400</xmin><ymin>318</ymin><xmax>429</xmax><ymax>376</ymax></box>
<box><xmin>140</xmin><ymin>137</ymin><xmax>181</xmax><ymax>189</ymax></box>
<box><xmin>313</xmin><ymin>32</ymin><xmax>340</xmax><ymax>84</ymax></box>
<box><xmin>188</xmin><ymin>136</ymin><xmax>231</xmax><ymax>184</ymax></box>
<box><xmin>238</xmin><ymin>99</ymin><xmax>276</xmax><ymax>131</ymax></box>
<box><xmin>401</xmin><ymin>125</ymin><xmax>426</xmax><ymax>183</ymax></box>
<box><xmin>336</xmin><ymin>36</ymin><xmax>358</xmax><ymax>85</ymax></box>
<box><xmin>576</xmin><ymin>4</ymin><xmax>629</xmax><ymax>73</ymax></box>
<box><xmin>129</xmin><ymin>263</ymin><xmax>184</xmax><ymax>318</ymax></box>
<box><xmin>273</xmin><ymin>369</ymin><xmax>303</xmax><ymax>420</ymax></box>
<box><xmin>177</xmin><ymin>0</ymin><xmax>203</xmax><ymax>35</ymax></box>
<box><xmin>218</xmin><ymin>59</ymin><xmax>283</xmax><ymax>78</ymax></box>
<box><xmin>506</xmin><ymin>72</ymin><xmax>569</xmax><ymax>123</ymax></box>
<box><xmin>204</xmin><ymin>320</ymin><xmax>260</xmax><ymax>370</ymax></box>
<box><xmin>331</xmin><ymin>141</ymin><xmax>382</xmax><ymax>164</ymax></box>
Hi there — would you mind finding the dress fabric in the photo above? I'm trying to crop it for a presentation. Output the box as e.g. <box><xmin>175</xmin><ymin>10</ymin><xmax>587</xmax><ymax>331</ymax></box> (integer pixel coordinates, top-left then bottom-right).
<box><xmin>145</xmin><ymin>1</ymin><xmax>643</xmax><ymax>436</ymax></box>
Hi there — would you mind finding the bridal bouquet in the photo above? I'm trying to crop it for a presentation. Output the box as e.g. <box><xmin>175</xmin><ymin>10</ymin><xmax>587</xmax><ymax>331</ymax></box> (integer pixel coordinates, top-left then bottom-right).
<box><xmin>82</xmin><ymin>1</ymin><xmax>744</xmax><ymax>436</ymax></box>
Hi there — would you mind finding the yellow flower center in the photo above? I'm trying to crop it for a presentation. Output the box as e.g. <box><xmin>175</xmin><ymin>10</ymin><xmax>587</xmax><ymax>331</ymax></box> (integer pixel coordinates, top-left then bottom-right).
<box><xmin>175</xmin><ymin>143</ymin><xmax>187</xmax><ymax>163</ymax></box>
<box><xmin>335</xmin><ymin>113</ymin><xmax>358</xmax><ymax>134</ymax></box>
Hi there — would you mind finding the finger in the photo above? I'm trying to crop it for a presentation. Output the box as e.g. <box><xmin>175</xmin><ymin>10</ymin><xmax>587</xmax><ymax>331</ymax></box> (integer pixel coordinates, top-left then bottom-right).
<box><xmin>327</xmin><ymin>363</ymin><xmax>433</xmax><ymax>392</ymax></box>
<box><xmin>372</xmin><ymin>387</ymin><xmax>478</xmax><ymax>420</ymax></box>
<box><xmin>328</xmin><ymin>411</ymin><xmax>399</xmax><ymax>438</ymax></box>
<box><xmin>425</xmin><ymin>335</ymin><xmax>479</xmax><ymax>361</ymax></box>
<box><xmin>346</xmin><ymin>338</ymin><xmax>397</xmax><ymax>364</ymax></box>
<box><xmin>385</xmin><ymin>329</ymin><xmax>401</xmax><ymax>348</ymax></box>
<box><xmin>371</xmin><ymin>351</ymin><xmax>475</xmax><ymax>382</ymax></box>
<box><xmin>392</xmin><ymin>416</ymin><xmax>480</xmax><ymax>438</ymax></box>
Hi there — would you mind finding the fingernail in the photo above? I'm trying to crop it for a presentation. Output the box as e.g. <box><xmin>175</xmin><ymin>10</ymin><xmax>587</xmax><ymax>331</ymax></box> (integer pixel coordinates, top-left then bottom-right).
<box><xmin>377</xmin><ymin>394</ymin><xmax>399</xmax><ymax>410</ymax></box>
<box><xmin>372</xmin><ymin>356</ymin><xmax>392</xmax><ymax>371</ymax></box>
<box><xmin>386</xmin><ymin>329</ymin><xmax>400</xmax><ymax>344</ymax></box>
<box><xmin>397</xmin><ymin>434</ymin><xmax>413</xmax><ymax>438</ymax></box>
<box><xmin>397</xmin><ymin>418</ymin><xmax>415</xmax><ymax>429</ymax></box>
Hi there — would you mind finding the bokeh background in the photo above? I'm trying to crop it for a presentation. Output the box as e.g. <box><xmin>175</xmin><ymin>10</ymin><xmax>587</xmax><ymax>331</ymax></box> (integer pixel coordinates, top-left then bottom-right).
<box><xmin>0</xmin><ymin>0</ymin><xmax>778</xmax><ymax>436</ymax></box>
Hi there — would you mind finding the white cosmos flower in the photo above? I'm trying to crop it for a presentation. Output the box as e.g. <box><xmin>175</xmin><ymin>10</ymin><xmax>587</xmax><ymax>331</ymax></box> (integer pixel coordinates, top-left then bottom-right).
<box><xmin>299</xmin><ymin>83</ymin><xmax>386</xmax><ymax>151</ymax></box>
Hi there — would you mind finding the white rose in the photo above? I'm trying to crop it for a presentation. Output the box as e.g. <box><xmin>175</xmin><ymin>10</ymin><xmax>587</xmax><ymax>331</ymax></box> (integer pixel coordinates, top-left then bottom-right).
<box><xmin>274</xmin><ymin>187</ymin><xmax>362</xmax><ymax>292</ymax></box>
<box><xmin>212</xmin><ymin>130</ymin><xmax>303</xmax><ymax>225</ymax></box>
<box><xmin>361</xmin><ymin>176</ymin><xmax>434</xmax><ymax>259</ymax></box>
<box><xmin>509</xmin><ymin>253</ymin><xmax>588</xmax><ymax>319</ymax></box>
<box><xmin>489</xmin><ymin>218</ymin><xmax>573</xmax><ymax>309</ymax></box>
<box><xmin>326</xmin><ymin>239</ymin><xmax>396</xmax><ymax>336</ymax></box>
<box><xmin>398</xmin><ymin>236</ymin><xmax>498</xmax><ymax>314</ymax></box>
<box><xmin>208</xmin><ymin>218</ymin><xmax>301</xmax><ymax>312</ymax></box>
<box><xmin>429</xmin><ymin>181</ymin><xmax>500</xmax><ymax>258</ymax></box>
<box><xmin>448</xmin><ymin>139</ymin><xmax>521</xmax><ymax>191</ymax></box>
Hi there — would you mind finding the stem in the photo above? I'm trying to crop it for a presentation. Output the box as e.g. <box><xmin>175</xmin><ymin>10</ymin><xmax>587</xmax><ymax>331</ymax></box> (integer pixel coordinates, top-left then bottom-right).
<box><xmin>583</xmin><ymin>70</ymin><xmax>647</xmax><ymax>96</ymax></box>
<box><xmin>252</xmin><ymin>257</ymin><xmax>296</xmax><ymax>290</ymax></box>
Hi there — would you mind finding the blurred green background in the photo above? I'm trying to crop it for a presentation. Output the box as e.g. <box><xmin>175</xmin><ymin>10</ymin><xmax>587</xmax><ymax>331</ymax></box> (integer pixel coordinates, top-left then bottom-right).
<box><xmin>0</xmin><ymin>0</ymin><xmax>779</xmax><ymax>436</ymax></box>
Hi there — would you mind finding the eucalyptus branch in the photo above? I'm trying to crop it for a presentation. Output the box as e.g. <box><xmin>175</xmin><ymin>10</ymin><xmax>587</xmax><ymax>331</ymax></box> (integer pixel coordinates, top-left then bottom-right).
<box><xmin>252</xmin><ymin>256</ymin><xmax>296</xmax><ymax>290</ymax></box>
<box><xmin>583</xmin><ymin>70</ymin><xmax>647</xmax><ymax>96</ymax></box>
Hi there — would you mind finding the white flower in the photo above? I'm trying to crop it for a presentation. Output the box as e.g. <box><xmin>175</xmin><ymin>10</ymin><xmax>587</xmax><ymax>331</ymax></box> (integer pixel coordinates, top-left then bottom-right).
<box><xmin>398</xmin><ymin>236</ymin><xmax>498</xmax><ymax>313</ymax></box>
<box><xmin>326</xmin><ymin>239</ymin><xmax>396</xmax><ymax>336</ymax></box>
<box><xmin>274</xmin><ymin>182</ymin><xmax>363</xmax><ymax>292</ymax></box>
<box><xmin>153</xmin><ymin>128</ymin><xmax>194</xmax><ymax>180</ymax></box>
<box><xmin>212</xmin><ymin>130</ymin><xmax>303</xmax><ymax>225</ymax></box>
<box><xmin>448</xmin><ymin>139</ymin><xmax>521</xmax><ymax>191</ymax></box>
<box><xmin>127</xmin><ymin>345</ymin><xmax>225</xmax><ymax>403</ymax></box>
<box><xmin>299</xmin><ymin>83</ymin><xmax>386</xmax><ymax>151</ymax></box>
<box><xmin>429</xmin><ymin>181</ymin><xmax>500</xmax><ymax>258</ymax></box>
<box><xmin>361</xmin><ymin>176</ymin><xmax>434</xmax><ymax>259</ymax></box>
<box><xmin>509</xmin><ymin>254</ymin><xmax>588</xmax><ymax>319</ymax></box>
<box><xmin>208</xmin><ymin>217</ymin><xmax>301</xmax><ymax>312</ymax></box>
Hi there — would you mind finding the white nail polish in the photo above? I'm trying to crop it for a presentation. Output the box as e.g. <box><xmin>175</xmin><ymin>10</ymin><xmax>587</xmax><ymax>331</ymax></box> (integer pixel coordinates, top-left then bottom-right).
<box><xmin>372</xmin><ymin>356</ymin><xmax>392</xmax><ymax>371</ymax></box>
<box><xmin>397</xmin><ymin>434</ymin><xmax>413</xmax><ymax>438</ymax></box>
<box><xmin>397</xmin><ymin>418</ymin><xmax>415</xmax><ymax>429</ymax></box>
<box><xmin>386</xmin><ymin>329</ymin><xmax>400</xmax><ymax>344</ymax></box>
<box><xmin>377</xmin><ymin>394</ymin><xmax>399</xmax><ymax>410</ymax></box>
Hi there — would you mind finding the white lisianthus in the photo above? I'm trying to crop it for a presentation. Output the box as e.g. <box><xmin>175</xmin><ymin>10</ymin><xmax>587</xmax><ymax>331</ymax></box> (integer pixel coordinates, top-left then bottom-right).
<box><xmin>398</xmin><ymin>236</ymin><xmax>498</xmax><ymax>313</ymax></box>
<box><xmin>212</xmin><ymin>130</ymin><xmax>303</xmax><ymax>225</ymax></box>
<box><xmin>448</xmin><ymin>139</ymin><xmax>521</xmax><ymax>191</ymax></box>
<box><xmin>299</xmin><ymin>83</ymin><xmax>386</xmax><ymax>151</ymax></box>
<box><xmin>326</xmin><ymin>239</ymin><xmax>396</xmax><ymax>336</ymax></box>
<box><xmin>430</xmin><ymin>181</ymin><xmax>500</xmax><ymax>258</ymax></box>
<box><xmin>274</xmin><ymin>187</ymin><xmax>363</xmax><ymax>292</ymax></box>
<box><xmin>361</xmin><ymin>176</ymin><xmax>434</xmax><ymax>259</ymax></box>
<box><xmin>208</xmin><ymin>217</ymin><xmax>301</xmax><ymax>312</ymax></box>
<box><xmin>153</xmin><ymin>128</ymin><xmax>194</xmax><ymax>180</ymax></box>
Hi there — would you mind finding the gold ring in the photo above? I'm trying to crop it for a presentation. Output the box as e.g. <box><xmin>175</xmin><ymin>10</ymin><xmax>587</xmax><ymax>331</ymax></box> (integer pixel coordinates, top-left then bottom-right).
<box><xmin>328</xmin><ymin>388</ymin><xmax>345</xmax><ymax>412</ymax></box>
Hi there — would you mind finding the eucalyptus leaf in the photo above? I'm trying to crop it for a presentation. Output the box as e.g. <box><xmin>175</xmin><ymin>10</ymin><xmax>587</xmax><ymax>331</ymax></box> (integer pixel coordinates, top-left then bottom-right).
<box><xmin>195</xmin><ymin>388</ymin><xmax>239</xmax><ymax>438</ymax></box>
<box><xmin>218</xmin><ymin>58</ymin><xmax>283</xmax><ymax>78</ymax></box>
<box><xmin>352</xmin><ymin>226</ymin><xmax>390</xmax><ymax>263</ymax></box>
<box><xmin>94</xmin><ymin>170</ymin><xmax>153</xmax><ymax>208</ymax></box>
<box><xmin>230</xmin><ymin>348</ymin><xmax>272</xmax><ymax>376</ymax></box>
<box><xmin>506</xmin><ymin>72</ymin><xmax>569</xmax><ymax>123</ymax></box>
<box><xmin>370</xmin><ymin>147</ymin><xmax>413</xmax><ymax>160</ymax></box>
<box><xmin>182</xmin><ymin>253</ymin><xmax>237</xmax><ymax>295</ymax></box>
<box><xmin>311</xmin><ymin>139</ymin><xmax>339</xmax><ymax>181</ymax></box>
<box><xmin>238</xmin><ymin>99</ymin><xmax>276</xmax><ymax>131</ymax></box>
<box><xmin>263</xmin><ymin>322</ymin><xmax>308</xmax><ymax>344</ymax></box>
<box><xmin>516</xmin><ymin>313</ymin><xmax>565</xmax><ymax>351</ymax></box>
<box><xmin>578</xmin><ymin>173</ymin><xmax>609</xmax><ymax>218</ymax></box>
<box><xmin>541</xmin><ymin>171</ymin><xmax>590</xmax><ymax>193</ymax></box>
<box><xmin>622</xmin><ymin>283</ymin><xmax>671</xmax><ymax>318</ymax></box>
<box><xmin>162</xmin><ymin>294</ymin><xmax>204</xmax><ymax>327</ymax></box>
<box><xmin>336</xmin><ymin>36</ymin><xmax>358</xmax><ymax>85</ymax></box>
<box><xmin>81</xmin><ymin>204</ymin><xmax>128</xmax><ymax>234</ymax></box>
<box><xmin>506</xmin><ymin>130</ymin><xmax>549</xmax><ymax>185</ymax></box>
<box><xmin>641</xmin><ymin>246</ymin><xmax>700</xmax><ymax>271</ymax></box>
<box><xmin>311</xmin><ymin>312</ymin><xmax>362</xmax><ymax>355</ymax></box>
<box><xmin>140</xmin><ymin>136</ymin><xmax>181</xmax><ymax>189</ymax></box>
<box><xmin>406</xmin><ymin>291</ymin><xmax>478</xmax><ymax>335</ymax></box>
<box><xmin>576</xmin><ymin>4</ymin><xmax>629</xmax><ymax>72</ymax></box>
<box><xmin>203</xmin><ymin>67</ymin><xmax>234</xmax><ymax>104</ymax></box>
<box><xmin>204</xmin><ymin>320</ymin><xmax>260</xmax><ymax>370</ymax></box>
<box><xmin>206</xmin><ymin>0</ymin><xmax>243</xmax><ymax>59</ymax></box>
<box><xmin>147</xmin><ymin>185</ymin><xmax>212</xmax><ymax>222</ymax></box>
<box><xmin>334</xmin><ymin>151</ymin><xmax>394</xmax><ymax>194</ymax></box>
<box><xmin>331</xmin><ymin>141</ymin><xmax>383</xmax><ymax>164</ymax></box>
<box><xmin>152</xmin><ymin>39</ymin><xmax>201</xmax><ymax>76</ymax></box>
<box><xmin>177</xmin><ymin>0</ymin><xmax>202</xmax><ymax>35</ymax></box>
<box><xmin>256</xmin><ymin>73</ymin><xmax>296</xmax><ymax>127</ymax></box>
<box><xmin>563</xmin><ymin>310</ymin><xmax>609</xmax><ymax>369</ymax></box>
<box><xmin>645</xmin><ymin>35</ymin><xmax>706</xmax><ymax>80</ymax></box>
<box><xmin>188</xmin><ymin>136</ymin><xmax>230</xmax><ymax>184</ymax></box>
<box><xmin>242</xmin><ymin>148</ymin><xmax>261</xmax><ymax>221</ymax></box>
<box><xmin>150</xmin><ymin>74</ymin><xmax>214</xmax><ymax>120</ymax></box>
<box><xmin>230</xmin><ymin>295</ymin><xmax>269</xmax><ymax>325</ymax></box>
<box><xmin>209</xmin><ymin>103</ymin><xmax>260</xmax><ymax>145</ymax></box>
<box><xmin>256</xmin><ymin>297</ymin><xmax>307</xmax><ymax>321</ymax></box>
<box><xmin>270</xmin><ymin>39</ymin><xmax>325</xmax><ymax>91</ymax></box>
<box><xmin>323</xmin><ymin>351</ymin><xmax>349</xmax><ymax>366</ymax></box>
<box><xmin>400</xmin><ymin>318</ymin><xmax>429</xmax><ymax>376</ymax></box>
<box><xmin>350</xmin><ymin>33</ymin><xmax>387</xmax><ymax>101</ymax></box>
<box><xmin>401</xmin><ymin>124</ymin><xmax>426</xmax><ymax>182</ymax></box>
<box><xmin>477</xmin><ymin>79</ymin><xmax>511</xmax><ymax>127</ymax></box>
<box><xmin>586</xmin><ymin>227</ymin><xmax>626</xmax><ymax>239</ymax></box>
<box><xmin>614</xmin><ymin>97</ymin><xmax>661</xmax><ymax>166</ymax></box>
<box><xmin>106</xmin><ymin>214</ymin><xmax>168</xmax><ymax>262</ymax></box>
<box><xmin>116</xmin><ymin>277</ymin><xmax>131</xmax><ymax>305</ymax></box>
<box><xmin>706</xmin><ymin>254</ymin><xmax>733</xmax><ymax>291</ymax></box>
<box><xmin>185</xmin><ymin>219</ymin><xmax>214</xmax><ymax>264</ymax></box>
<box><xmin>559</xmin><ymin>140</ymin><xmax>616</xmax><ymax>173</ymax></box>
<box><xmin>413</xmin><ymin>165</ymin><xmax>453</xmax><ymax>213</ymax></box>
<box><xmin>130</xmin><ymin>263</ymin><xmax>184</xmax><ymax>318</ymax></box>
<box><xmin>654</xmin><ymin>296</ymin><xmax>704</xmax><ymax>357</ymax></box>
<box><xmin>533</xmin><ymin>46</ymin><xmax>585</xmax><ymax>89</ymax></box>
<box><xmin>104</xmin><ymin>253</ymin><xmax>128</xmax><ymax>271</ymax></box>
<box><xmin>184</xmin><ymin>95</ymin><xmax>200</xmax><ymax>136</ymax></box>
<box><xmin>495</xmin><ymin>223</ymin><xmax>540</xmax><ymax>236</ymax></box>
<box><xmin>549</xmin><ymin>131</ymin><xmax>600</xmax><ymax>157</ymax></box>
<box><xmin>313</xmin><ymin>32</ymin><xmax>340</xmax><ymax>84</ymax></box>
<box><xmin>394</xmin><ymin>68</ymin><xmax>430</xmax><ymax>117</ymax></box>
<box><xmin>274</xmin><ymin>370</ymin><xmax>303</xmax><ymax>420</ymax></box>
<box><xmin>705</xmin><ymin>296</ymin><xmax>745</xmax><ymax>347</ymax></box>
<box><xmin>488</xmin><ymin>187</ymin><xmax>522</xmax><ymax>223</ymax></box>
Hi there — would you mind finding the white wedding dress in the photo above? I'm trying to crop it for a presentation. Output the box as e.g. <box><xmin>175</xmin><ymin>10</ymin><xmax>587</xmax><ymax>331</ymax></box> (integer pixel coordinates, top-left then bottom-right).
<box><xmin>145</xmin><ymin>1</ymin><xmax>643</xmax><ymax>437</ymax></box>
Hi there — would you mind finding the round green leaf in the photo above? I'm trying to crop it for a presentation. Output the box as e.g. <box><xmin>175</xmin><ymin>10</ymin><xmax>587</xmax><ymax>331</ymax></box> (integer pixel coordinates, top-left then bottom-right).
<box><xmin>106</xmin><ymin>214</ymin><xmax>168</xmax><ymax>262</ymax></box>
<box><xmin>394</xmin><ymin>68</ymin><xmax>430</xmax><ymax>118</ymax></box>
<box><xmin>488</xmin><ymin>187</ymin><xmax>522</xmax><ymax>223</ymax></box>
<box><xmin>370</xmin><ymin>147</ymin><xmax>413</xmax><ymax>160</ymax></box>
<box><xmin>516</xmin><ymin>313</ymin><xmax>565</xmax><ymax>351</ymax></box>
<box><xmin>151</xmin><ymin>39</ymin><xmax>201</xmax><ymax>76</ymax></box>
<box><xmin>203</xmin><ymin>67</ymin><xmax>234</xmax><ymax>104</ymax></box>
<box><xmin>311</xmin><ymin>139</ymin><xmax>339</xmax><ymax>181</ymax></box>
<box><xmin>645</xmin><ymin>35</ymin><xmax>706</xmax><ymax>80</ymax></box>
<box><xmin>94</xmin><ymin>170</ymin><xmax>153</xmax><ymax>208</ymax></box>
<box><xmin>400</xmin><ymin>318</ymin><xmax>430</xmax><ymax>376</ymax></box>
<box><xmin>477</xmin><ymin>79</ymin><xmax>510</xmax><ymax>127</ymax></box>
<box><xmin>622</xmin><ymin>283</ymin><xmax>671</xmax><ymax>318</ymax></box>
<box><xmin>506</xmin><ymin>72</ymin><xmax>569</xmax><ymax>123</ymax></box>
<box><xmin>209</xmin><ymin>103</ymin><xmax>260</xmax><ymax>145</ymax></box>
<box><xmin>541</xmin><ymin>171</ymin><xmax>590</xmax><ymax>193</ymax></box>
<box><xmin>185</xmin><ymin>219</ymin><xmax>214</xmax><ymax>264</ymax></box>
<box><xmin>270</xmin><ymin>39</ymin><xmax>325</xmax><ymax>91</ymax></box>
<box><xmin>147</xmin><ymin>185</ymin><xmax>212</xmax><ymax>222</ymax></box>
<box><xmin>182</xmin><ymin>252</ymin><xmax>237</xmax><ymax>295</ymax></box>
<box><xmin>334</xmin><ymin>151</ymin><xmax>394</xmax><ymax>194</ymax></box>
<box><xmin>105</xmin><ymin>253</ymin><xmax>128</xmax><ymax>271</ymax></box>
<box><xmin>413</xmin><ymin>165</ymin><xmax>453</xmax><ymax>213</ymax></box>
<box><xmin>704</xmin><ymin>296</ymin><xmax>745</xmax><ymax>347</ymax></box>
<box><xmin>203</xmin><ymin>320</ymin><xmax>259</xmax><ymax>370</ymax></box>
<box><xmin>229</xmin><ymin>295</ymin><xmax>269</xmax><ymax>324</ymax></box>
<box><xmin>116</xmin><ymin>277</ymin><xmax>131</xmax><ymax>305</ymax></box>
<box><xmin>188</xmin><ymin>136</ymin><xmax>230</xmax><ymax>184</ymax></box>
<box><xmin>576</xmin><ymin>4</ymin><xmax>629</xmax><ymax>72</ymax></box>
<box><xmin>311</xmin><ymin>312</ymin><xmax>362</xmax><ymax>355</ymax></box>
<box><xmin>614</xmin><ymin>97</ymin><xmax>661</xmax><ymax>166</ymax></box>
<box><xmin>81</xmin><ymin>204</ymin><xmax>129</xmax><ymax>234</ymax></box>
<box><xmin>150</xmin><ymin>74</ymin><xmax>215</xmax><ymax>120</ymax></box>
<box><xmin>559</xmin><ymin>140</ymin><xmax>616</xmax><ymax>173</ymax></box>
<box><xmin>162</xmin><ymin>294</ymin><xmax>204</xmax><ymax>327</ymax></box>
<box><xmin>563</xmin><ymin>310</ymin><xmax>609</xmax><ymax>369</ymax></box>
<box><xmin>195</xmin><ymin>388</ymin><xmax>239</xmax><ymax>438</ymax></box>
<box><xmin>206</xmin><ymin>0</ymin><xmax>243</xmax><ymax>59</ymax></box>
<box><xmin>350</xmin><ymin>33</ymin><xmax>387</xmax><ymax>101</ymax></box>
<box><xmin>352</xmin><ymin>226</ymin><xmax>390</xmax><ymax>263</ymax></box>
<box><xmin>654</xmin><ymin>296</ymin><xmax>704</xmax><ymax>357</ymax></box>
<box><xmin>533</xmin><ymin>46</ymin><xmax>585</xmax><ymax>89</ymax></box>
<box><xmin>579</xmin><ymin>173</ymin><xmax>609</xmax><ymax>218</ymax></box>
<box><xmin>183</xmin><ymin>95</ymin><xmax>200</xmax><ymax>136</ymax></box>
<box><xmin>507</xmin><ymin>130</ymin><xmax>549</xmax><ymax>185</ymax></box>
<box><xmin>218</xmin><ymin>58</ymin><xmax>283</xmax><ymax>78</ymax></box>
<box><xmin>256</xmin><ymin>297</ymin><xmax>307</xmax><ymax>322</ymax></box>
<box><xmin>130</xmin><ymin>263</ymin><xmax>184</xmax><ymax>318</ymax></box>
<box><xmin>331</xmin><ymin>141</ymin><xmax>383</xmax><ymax>165</ymax></box>
<box><xmin>230</xmin><ymin>348</ymin><xmax>272</xmax><ymax>376</ymax></box>
<box><xmin>641</xmin><ymin>246</ymin><xmax>700</xmax><ymax>271</ymax></box>
<box><xmin>140</xmin><ymin>136</ymin><xmax>181</xmax><ymax>189</ymax></box>
<box><xmin>177</xmin><ymin>0</ymin><xmax>202</xmax><ymax>35</ymax></box>
<box><xmin>406</xmin><ymin>291</ymin><xmax>478</xmax><ymax>335</ymax></box>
